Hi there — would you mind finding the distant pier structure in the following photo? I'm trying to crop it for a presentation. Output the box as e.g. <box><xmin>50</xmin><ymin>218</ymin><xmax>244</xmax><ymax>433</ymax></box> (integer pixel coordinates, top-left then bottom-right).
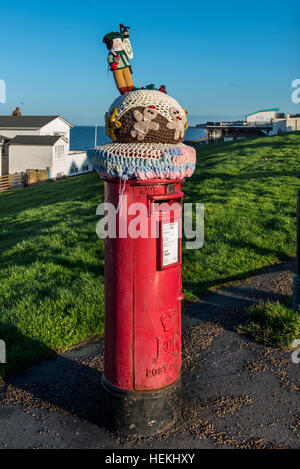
<box><xmin>206</xmin><ymin>108</ymin><xmax>276</xmax><ymax>143</ymax></box>
<box><xmin>205</xmin><ymin>108</ymin><xmax>300</xmax><ymax>143</ymax></box>
<box><xmin>205</xmin><ymin>121</ymin><xmax>271</xmax><ymax>143</ymax></box>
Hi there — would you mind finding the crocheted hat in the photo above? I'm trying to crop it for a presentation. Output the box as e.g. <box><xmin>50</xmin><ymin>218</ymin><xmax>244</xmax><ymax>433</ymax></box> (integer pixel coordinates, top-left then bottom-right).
<box><xmin>102</xmin><ymin>32</ymin><xmax>124</xmax><ymax>45</ymax></box>
<box><xmin>87</xmin><ymin>141</ymin><xmax>196</xmax><ymax>181</ymax></box>
<box><xmin>87</xmin><ymin>89</ymin><xmax>196</xmax><ymax>181</ymax></box>
<box><xmin>105</xmin><ymin>89</ymin><xmax>188</xmax><ymax>144</ymax></box>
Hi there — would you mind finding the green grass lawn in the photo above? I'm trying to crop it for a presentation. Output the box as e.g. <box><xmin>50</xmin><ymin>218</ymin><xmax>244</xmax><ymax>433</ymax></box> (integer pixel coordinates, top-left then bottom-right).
<box><xmin>240</xmin><ymin>300</ymin><xmax>300</xmax><ymax>349</ymax></box>
<box><xmin>0</xmin><ymin>131</ymin><xmax>300</xmax><ymax>377</ymax></box>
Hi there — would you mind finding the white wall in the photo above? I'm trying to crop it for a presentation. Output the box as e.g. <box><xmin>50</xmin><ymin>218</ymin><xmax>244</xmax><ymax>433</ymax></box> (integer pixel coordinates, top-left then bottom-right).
<box><xmin>287</xmin><ymin>118</ymin><xmax>300</xmax><ymax>131</ymax></box>
<box><xmin>247</xmin><ymin>110</ymin><xmax>276</xmax><ymax>123</ymax></box>
<box><xmin>9</xmin><ymin>145</ymin><xmax>53</xmax><ymax>174</ymax></box>
<box><xmin>65</xmin><ymin>151</ymin><xmax>92</xmax><ymax>177</ymax></box>
<box><xmin>7</xmin><ymin>136</ymin><xmax>91</xmax><ymax>179</ymax></box>
<box><xmin>51</xmin><ymin>140</ymin><xmax>69</xmax><ymax>178</ymax></box>
<box><xmin>270</xmin><ymin>119</ymin><xmax>287</xmax><ymax>135</ymax></box>
<box><xmin>41</xmin><ymin>118</ymin><xmax>71</xmax><ymax>147</ymax></box>
<box><xmin>0</xmin><ymin>128</ymin><xmax>41</xmax><ymax>139</ymax></box>
<box><xmin>270</xmin><ymin>117</ymin><xmax>300</xmax><ymax>135</ymax></box>
<box><xmin>51</xmin><ymin>149</ymin><xmax>92</xmax><ymax>179</ymax></box>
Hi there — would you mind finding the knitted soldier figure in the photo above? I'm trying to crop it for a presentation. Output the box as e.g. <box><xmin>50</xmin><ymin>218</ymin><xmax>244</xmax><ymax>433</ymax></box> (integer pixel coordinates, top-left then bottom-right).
<box><xmin>103</xmin><ymin>31</ymin><xmax>134</xmax><ymax>95</ymax></box>
<box><xmin>12</xmin><ymin>106</ymin><xmax>21</xmax><ymax>117</ymax></box>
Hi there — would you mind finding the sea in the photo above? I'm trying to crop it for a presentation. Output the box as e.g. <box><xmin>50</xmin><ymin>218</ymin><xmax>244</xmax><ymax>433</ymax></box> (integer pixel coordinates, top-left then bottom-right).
<box><xmin>70</xmin><ymin>126</ymin><xmax>206</xmax><ymax>151</ymax></box>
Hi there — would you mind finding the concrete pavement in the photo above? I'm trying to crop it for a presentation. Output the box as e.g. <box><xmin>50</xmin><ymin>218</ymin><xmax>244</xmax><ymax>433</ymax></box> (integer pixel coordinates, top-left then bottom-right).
<box><xmin>0</xmin><ymin>259</ymin><xmax>299</xmax><ymax>449</ymax></box>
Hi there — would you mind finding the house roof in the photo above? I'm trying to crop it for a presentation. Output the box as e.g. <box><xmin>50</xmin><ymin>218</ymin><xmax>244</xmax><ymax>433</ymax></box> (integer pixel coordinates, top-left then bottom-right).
<box><xmin>8</xmin><ymin>135</ymin><xmax>66</xmax><ymax>146</ymax></box>
<box><xmin>0</xmin><ymin>115</ymin><xmax>73</xmax><ymax>129</ymax></box>
<box><xmin>246</xmin><ymin>108</ymin><xmax>279</xmax><ymax>118</ymax></box>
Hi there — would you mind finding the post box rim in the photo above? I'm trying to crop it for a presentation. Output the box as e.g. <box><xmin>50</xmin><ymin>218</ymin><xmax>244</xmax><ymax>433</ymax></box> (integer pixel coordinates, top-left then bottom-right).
<box><xmin>102</xmin><ymin>177</ymin><xmax>185</xmax><ymax>186</ymax></box>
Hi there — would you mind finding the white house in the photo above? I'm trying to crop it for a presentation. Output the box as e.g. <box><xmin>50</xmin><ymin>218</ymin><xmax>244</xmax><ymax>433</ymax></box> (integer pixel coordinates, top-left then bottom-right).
<box><xmin>0</xmin><ymin>115</ymin><xmax>93</xmax><ymax>178</ymax></box>
<box><xmin>8</xmin><ymin>135</ymin><xmax>67</xmax><ymax>178</ymax></box>
<box><xmin>0</xmin><ymin>115</ymin><xmax>72</xmax><ymax>140</ymax></box>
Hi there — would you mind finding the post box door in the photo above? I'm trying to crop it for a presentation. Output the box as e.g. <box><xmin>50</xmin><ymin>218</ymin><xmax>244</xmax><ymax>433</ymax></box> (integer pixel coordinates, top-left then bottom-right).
<box><xmin>133</xmin><ymin>182</ymin><xmax>183</xmax><ymax>391</ymax></box>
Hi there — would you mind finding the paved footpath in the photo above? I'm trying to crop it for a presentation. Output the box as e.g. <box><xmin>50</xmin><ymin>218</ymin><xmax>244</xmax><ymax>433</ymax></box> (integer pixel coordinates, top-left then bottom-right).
<box><xmin>0</xmin><ymin>259</ymin><xmax>299</xmax><ymax>449</ymax></box>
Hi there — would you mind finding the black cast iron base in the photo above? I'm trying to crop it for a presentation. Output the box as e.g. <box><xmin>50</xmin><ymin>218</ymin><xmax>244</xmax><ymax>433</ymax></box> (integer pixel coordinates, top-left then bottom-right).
<box><xmin>102</xmin><ymin>375</ymin><xmax>181</xmax><ymax>437</ymax></box>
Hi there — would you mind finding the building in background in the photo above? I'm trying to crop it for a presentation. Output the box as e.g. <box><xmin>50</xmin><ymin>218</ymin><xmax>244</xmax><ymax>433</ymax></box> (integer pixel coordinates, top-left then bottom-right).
<box><xmin>206</xmin><ymin>108</ymin><xmax>300</xmax><ymax>143</ymax></box>
<box><xmin>205</xmin><ymin>121</ymin><xmax>271</xmax><ymax>143</ymax></box>
<box><xmin>0</xmin><ymin>115</ymin><xmax>72</xmax><ymax>140</ymax></box>
<box><xmin>246</xmin><ymin>108</ymin><xmax>300</xmax><ymax>135</ymax></box>
<box><xmin>270</xmin><ymin>113</ymin><xmax>300</xmax><ymax>135</ymax></box>
<box><xmin>0</xmin><ymin>115</ymin><xmax>93</xmax><ymax>178</ymax></box>
<box><xmin>246</xmin><ymin>108</ymin><xmax>279</xmax><ymax>124</ymax></box>
<box><xmin>8</xmin><ymin>135</ymin><xmax>68</xmax><ymax>178</ymax></box>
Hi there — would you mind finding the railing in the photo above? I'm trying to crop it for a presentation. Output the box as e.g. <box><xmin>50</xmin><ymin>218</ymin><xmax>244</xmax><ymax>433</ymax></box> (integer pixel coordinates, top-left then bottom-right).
<box><xmin>246</xmin><ymin>121</ymin><xmax>272</xmax><ymax>128</ymax></box>
<box><xmin>206</xmin><ymin>121</ymin><xmax>272</xmax><ymax>128</ymax></box>
<box><xmin>0</xmin><ymin>173</ymin><xmax>24</xmax><ymax>192</ymax></box>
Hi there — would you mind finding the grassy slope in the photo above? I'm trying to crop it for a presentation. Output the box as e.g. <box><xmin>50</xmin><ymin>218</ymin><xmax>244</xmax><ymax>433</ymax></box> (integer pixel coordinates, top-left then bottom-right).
<box><xmin>0</xmin><ymin>132</ymin><xmax>299</xmax><ymax>376</ymax></box>
<box><xmin>182</xmin><ymin>132</ymin><xmax>300</xmax><ymax>299</ymax></box>
<box><xmin>0</xmin><ymin>175</ymin><xmax>105</xmax><ymax>376</ymax></box>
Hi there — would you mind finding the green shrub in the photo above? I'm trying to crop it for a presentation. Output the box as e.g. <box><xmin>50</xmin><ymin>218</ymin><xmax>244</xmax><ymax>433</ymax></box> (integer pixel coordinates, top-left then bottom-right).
<box><xmin>243</xmin><ymin>300</ymin><xmax>300</xmax><ymax>349</ymax></box>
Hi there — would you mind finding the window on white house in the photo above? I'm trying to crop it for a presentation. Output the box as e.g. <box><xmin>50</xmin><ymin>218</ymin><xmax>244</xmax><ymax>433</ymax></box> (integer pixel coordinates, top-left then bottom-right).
<box><xmin>55</xmin><ymin>145</ymin><xmax>65</xmax><ymax>159</ymax></box>
<box><xmin>53</xmin><ymin>131</ymin><xmax>68</xmax><ymax>142</ymax></box>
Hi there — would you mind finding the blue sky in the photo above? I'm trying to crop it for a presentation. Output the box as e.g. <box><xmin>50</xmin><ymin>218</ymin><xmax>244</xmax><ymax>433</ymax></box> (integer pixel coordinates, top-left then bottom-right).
<box><xmin>1</xmin><ymin>0</ymin><xmax>299</xmax><ymax>125</ymax></box>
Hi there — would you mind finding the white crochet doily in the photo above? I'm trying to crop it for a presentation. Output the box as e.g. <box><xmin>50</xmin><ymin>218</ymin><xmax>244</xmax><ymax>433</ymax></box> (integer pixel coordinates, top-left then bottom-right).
<box><xmin>94</xmin><ymin>142</ymin><xmax>183</xmax><ymax>159</ymax></box>
<box><xmin>108</xmin><ymin>89</ymin><xmax>186</xmax><ymax>123</ymax></box>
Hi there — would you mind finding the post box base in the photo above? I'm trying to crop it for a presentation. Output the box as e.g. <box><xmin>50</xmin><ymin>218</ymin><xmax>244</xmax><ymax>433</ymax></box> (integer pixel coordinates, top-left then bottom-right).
<box><xmin>102</xmin><ymin>376</ymin><xmax>181</xmax><ymax>437</ymax></box>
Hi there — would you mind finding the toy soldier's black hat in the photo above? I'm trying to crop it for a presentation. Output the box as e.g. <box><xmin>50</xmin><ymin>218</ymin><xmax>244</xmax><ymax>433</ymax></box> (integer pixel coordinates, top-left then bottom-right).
<box><xmin>102</xmin><ymin>32</ymin><xmax>124</xmax><ymax>45</ymax></box>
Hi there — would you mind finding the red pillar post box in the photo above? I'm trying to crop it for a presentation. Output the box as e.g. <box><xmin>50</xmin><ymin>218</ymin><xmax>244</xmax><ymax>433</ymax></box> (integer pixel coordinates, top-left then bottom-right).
<box><xmin>102</xmin><ymin>178</ymin><xmax>184</xmax><ymax>436</ymax></box>
<box><xmin>87</xmin><ymin>88</ymin><xmax>196</xmax><ymax>436</ymax></box>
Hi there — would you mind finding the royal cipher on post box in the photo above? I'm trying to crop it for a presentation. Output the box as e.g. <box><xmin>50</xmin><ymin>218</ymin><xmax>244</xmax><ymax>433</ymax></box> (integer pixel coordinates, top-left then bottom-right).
<box><xmin>87</xmin><ymin>88</ymin><xmax>196</xmax><ymax>436</ymax></box>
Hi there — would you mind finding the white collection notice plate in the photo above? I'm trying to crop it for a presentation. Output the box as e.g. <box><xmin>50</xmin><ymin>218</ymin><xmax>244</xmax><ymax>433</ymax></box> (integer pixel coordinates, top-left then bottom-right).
<box><xmin>162</xmin><ymin>222</ymin><xmax>179</xmax><ymax>267</ymax></box>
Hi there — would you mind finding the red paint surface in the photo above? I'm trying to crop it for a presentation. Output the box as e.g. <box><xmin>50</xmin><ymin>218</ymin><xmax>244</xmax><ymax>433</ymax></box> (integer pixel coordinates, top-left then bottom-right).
<box><xmin>104</xmin><ymin>179</ymin><xmax>184</xmax><ymax>391</ymax></box>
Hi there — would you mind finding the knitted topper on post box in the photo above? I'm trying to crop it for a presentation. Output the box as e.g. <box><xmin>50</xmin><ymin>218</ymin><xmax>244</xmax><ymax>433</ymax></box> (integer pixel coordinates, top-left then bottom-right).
<box><xmin>88</xmin><ymin>26</ymin><xmax>196</xmax><ymax>181</ymax></box>
<box><xmin>103</xmin><ymin>24</ymin><xmax>134</xmax><ymax>96</ymax></box>
<box><xmin>88</xmin><ymin>89</ymin><xmax>196</xmax><ymax>180</ymax></box>
<box><xmin>105</xmin><ymin>90</ymin><xmax>188</xmax><ymax>144</ymax></box>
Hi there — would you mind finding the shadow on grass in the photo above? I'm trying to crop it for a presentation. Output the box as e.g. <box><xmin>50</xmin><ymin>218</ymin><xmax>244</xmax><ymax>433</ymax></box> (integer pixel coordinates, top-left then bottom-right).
<box><xmin>0</xmin><ymin>173</ymin><xmax>103</xmax><ymax>220</ymax></box>
<box><xmin>0</xmin><ymin>322</ymin><xmax>57</xmax><ymax>380</ymax></box>
<box><xmin>0</xmin><ymin>173</ymin><xmax>104</xmax><ymax>263</ymax></box>
<box><xmin>0</xmin><ymin>323</ymin><xmax>107</xmax><ymax>428</ymax></box>
<box><xmin>183</xmin><ymin>260</ymin><xmax>291</xmax><ymax>300</ymax></box>
<box><xmin>0</xmin><ymin>202</ymin><xmax>105</xmax><ymax>280</ymax></box>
